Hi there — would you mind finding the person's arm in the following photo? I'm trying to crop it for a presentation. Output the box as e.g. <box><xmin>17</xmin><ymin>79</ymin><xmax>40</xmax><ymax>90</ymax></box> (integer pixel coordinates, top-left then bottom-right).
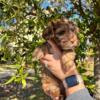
<box><xmin>63</xmin><ymin>74</ymin><xmax>85</xmax><ymax>96</ymax></box>
<box><xmin>62</xmin><ymin>69</ymin><xmax>94</xmax><ymax>100</ymax></box>
<box><xmin>40</xmin><ymin>40</ymin><xmax>94</xmax><ymax>100</ymax></box>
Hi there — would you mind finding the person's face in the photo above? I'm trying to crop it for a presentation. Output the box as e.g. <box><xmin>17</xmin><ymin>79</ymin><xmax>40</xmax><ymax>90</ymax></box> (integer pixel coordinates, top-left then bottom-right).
<box><xmin>55</xmin><ymin>31</ymin><xmax>78</xmax><ymax>50</ymax></box>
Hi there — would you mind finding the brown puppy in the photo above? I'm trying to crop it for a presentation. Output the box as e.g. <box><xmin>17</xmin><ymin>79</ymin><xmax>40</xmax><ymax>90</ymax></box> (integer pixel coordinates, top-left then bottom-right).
<box><xmin>32</xmin><ymin>18</ymin><xmax>79</xmax><ymax>100</ymax></box>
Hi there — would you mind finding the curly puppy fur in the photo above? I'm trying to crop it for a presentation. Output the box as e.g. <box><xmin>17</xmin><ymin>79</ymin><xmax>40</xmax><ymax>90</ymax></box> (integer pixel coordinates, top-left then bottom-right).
<box><xmin>32</xmin><ymin>18</ymin><xmax>79</xmax><ymax>100</ymax></box>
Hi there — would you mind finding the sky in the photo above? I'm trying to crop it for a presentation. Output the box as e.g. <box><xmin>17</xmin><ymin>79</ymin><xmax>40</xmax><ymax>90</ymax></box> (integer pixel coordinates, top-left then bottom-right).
<box><xmin>0</xmin><ymin>0</ymin><xmax>80</xmax><ymax>28</ymax></box>
<box><xmin>40</xmin><ymin>0</ymin><xmax>79</xmax><ymax>19</ymax></box>
<box><xmin>41</xmin><ymin>0</ymin><xmax>51</xmax><ymax>9</ymax></box>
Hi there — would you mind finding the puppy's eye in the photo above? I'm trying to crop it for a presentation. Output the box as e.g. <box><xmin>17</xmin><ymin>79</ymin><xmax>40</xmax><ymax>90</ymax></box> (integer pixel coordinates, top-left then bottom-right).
<box><xmin>55</xmin><ymin>37</ymin><xmax>60</xmax><ymax>42</ymax></box>
<box><xmin>57</xmin><ymin>30</ymin><xmax>65</xmax><ymax>36</ymax></box>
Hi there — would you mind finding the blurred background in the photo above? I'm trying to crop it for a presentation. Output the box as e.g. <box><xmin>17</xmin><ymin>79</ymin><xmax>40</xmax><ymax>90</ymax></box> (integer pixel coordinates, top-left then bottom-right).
<box><xmin>0</xmin><ymin>0</ymin><xmax>100</xmax><ymax>100</ymax></box>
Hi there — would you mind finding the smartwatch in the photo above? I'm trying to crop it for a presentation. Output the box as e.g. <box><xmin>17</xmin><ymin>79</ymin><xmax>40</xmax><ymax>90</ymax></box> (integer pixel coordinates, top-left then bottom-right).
<box><xmin>63</xmin><ymin>75</ymin><xmax>83</xmax><ymax>88</ymax></box>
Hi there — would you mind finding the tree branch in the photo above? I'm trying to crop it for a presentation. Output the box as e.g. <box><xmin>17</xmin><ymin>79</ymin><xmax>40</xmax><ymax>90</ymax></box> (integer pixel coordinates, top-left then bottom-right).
<box><xmin>71</xmin><ymin>0</ymin><xmax>85</xmax><ymax>17</ymax></box>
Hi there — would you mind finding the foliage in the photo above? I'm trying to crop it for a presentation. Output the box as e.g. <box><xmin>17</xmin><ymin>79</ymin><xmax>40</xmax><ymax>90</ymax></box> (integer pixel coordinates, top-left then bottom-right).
<box><xmin>0</xmin><ymin>0</ymin><xmax>63</xmax><ymax>90</ymax></box>
<box><xmin>0</xmin><ymin>0</ymin><xmax>100</xmax><ymax>98</ymax></box>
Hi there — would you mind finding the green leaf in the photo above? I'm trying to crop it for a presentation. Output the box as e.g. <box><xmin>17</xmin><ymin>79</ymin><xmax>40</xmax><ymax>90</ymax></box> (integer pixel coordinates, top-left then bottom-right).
<box><xmin>19</xmin><ymin>66</ymin><xmax>23</xmax><ymax>75</ymax></box>
<box><xmin>14</xmin><ymin>77</ymin><xmax>21</xmax><ymax>83</ymax></box>
<box><xmin>23</xmin><ymin>73</ymin><xmax>28</xmax><ymax>78</ymax></box>
<box><xmin>4</xmin><ymin>76</ymin><xmax>15</xmax><ymax>85</ymax></box>
<box><xmin>22</xmin><ymin>79</ymin><xmax>26</xmax><ymax>89</ymax></box>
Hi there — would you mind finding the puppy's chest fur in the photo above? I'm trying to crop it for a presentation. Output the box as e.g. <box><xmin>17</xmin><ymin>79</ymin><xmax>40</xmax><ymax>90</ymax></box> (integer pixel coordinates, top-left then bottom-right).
<box><xmin>42</xmin><ymin>42</ymin><xmax>76</xmax><ymax>67</ymax></box>
<box><xmin>33</xmin><ymin>42</ymin><xmax>76</xmax><ymax>100</ymax></box>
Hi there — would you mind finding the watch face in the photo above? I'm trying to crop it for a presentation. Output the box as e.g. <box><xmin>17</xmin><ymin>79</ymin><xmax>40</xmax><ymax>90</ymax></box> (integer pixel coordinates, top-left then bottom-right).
<box><xmin>65</xmin><ymin>75</ymin><xmax>79</xmax><ymax>88</ymax></box>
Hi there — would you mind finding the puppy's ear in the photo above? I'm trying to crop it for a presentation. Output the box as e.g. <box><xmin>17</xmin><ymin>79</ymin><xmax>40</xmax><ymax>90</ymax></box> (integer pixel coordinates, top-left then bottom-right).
<box><xmin>75</xmin><ymin>27</ymin><xmax>80</xmax><ymax>33</ymax></box>
<box><xmin>42</xmin><ymin>23</ymin><xmax>54</xmax><ymax>40</ymax></box>
<box><xmin>73</xmin><ymin>34</ymin><xmax>80</xmax><ymax>47</ymax></box>
<box><xmin>75</xmin><ymin>27</ymin><xmax>80</xmax><ymax>47</ymax></box>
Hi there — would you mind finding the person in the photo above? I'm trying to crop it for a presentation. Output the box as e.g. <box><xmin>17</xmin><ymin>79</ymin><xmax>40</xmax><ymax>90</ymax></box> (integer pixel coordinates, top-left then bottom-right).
<box><xmin>40</xmin><ymin>40</ymin><xmax>94</xmax><ymax>100</ymax></box>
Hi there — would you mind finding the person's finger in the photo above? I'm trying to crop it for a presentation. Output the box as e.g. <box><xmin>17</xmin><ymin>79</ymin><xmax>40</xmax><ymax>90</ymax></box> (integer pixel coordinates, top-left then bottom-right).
<box><xmin>40</xmin><ymin>59</ymin><xmax>48</xmax><ymax>65</ymax></box>
<box><xmin>40</xmin><ymin>59</ymin><xmax>51</xmax><ymax>69</ymax></box>
<box><xmin>41</xmin><ymin>53</ymin><xmax>54</xmax><ymax>61</ymax></box>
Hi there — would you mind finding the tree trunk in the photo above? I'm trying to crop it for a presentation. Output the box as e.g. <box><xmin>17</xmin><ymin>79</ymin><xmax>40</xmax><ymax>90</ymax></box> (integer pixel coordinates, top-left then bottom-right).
<box><xmin>94</xmin><ymin>44</ymin><xmax>100</xmax><ymax>100</ymax></box>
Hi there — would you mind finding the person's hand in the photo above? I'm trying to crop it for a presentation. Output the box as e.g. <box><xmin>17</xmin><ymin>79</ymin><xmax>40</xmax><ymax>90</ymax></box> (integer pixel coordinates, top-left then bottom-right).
<box><xmin>40</xmin><ymin>40</ymin><xmax>79</xmax><ymax>80</ymax></box>
<box><xmin>40</xmin><ymin>40</ymin><xmax>66</xmax><ymax>80</ymax></box>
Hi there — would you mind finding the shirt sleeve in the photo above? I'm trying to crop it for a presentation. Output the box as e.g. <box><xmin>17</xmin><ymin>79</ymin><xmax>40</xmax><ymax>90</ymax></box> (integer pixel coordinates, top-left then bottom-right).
<box><xmin>66</xmin><ymin>88</ymin><xmax>94</xmax><ymax>100</ymax></box>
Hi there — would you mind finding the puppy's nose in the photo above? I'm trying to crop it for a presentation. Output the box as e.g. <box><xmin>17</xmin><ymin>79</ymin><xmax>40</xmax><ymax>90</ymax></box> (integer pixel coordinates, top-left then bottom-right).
<box><xmin>70</xmin><ymin>39</ymin><xmax>74</xmax><ymax>43</ymax></box>
<box><xmin>61</xmin><ymin>38</ymin><xmax>68</xmax><ymax>44</ymax></box>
